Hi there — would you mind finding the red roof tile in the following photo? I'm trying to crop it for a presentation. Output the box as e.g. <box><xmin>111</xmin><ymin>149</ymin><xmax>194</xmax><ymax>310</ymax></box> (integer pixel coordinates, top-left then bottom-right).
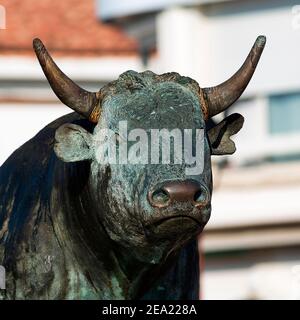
<box><xmin>0</xmin><ymin>0</ymin><xmax>138</xmax><ymax>56</ymax></box>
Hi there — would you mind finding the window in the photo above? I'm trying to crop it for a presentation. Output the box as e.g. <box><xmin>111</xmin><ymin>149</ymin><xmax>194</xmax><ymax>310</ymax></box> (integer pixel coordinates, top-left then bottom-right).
<box><xmin>269</xmin><ymin>92</ymin><xmax>300</xmax><ymax>134</ymax></box>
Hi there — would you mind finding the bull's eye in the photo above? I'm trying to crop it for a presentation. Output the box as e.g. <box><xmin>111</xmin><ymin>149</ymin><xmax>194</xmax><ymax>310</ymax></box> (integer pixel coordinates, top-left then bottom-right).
<box><xmin>151</xmin><ymin>189</ymin><xmax>170</xmax><ymax>206</ymax></box>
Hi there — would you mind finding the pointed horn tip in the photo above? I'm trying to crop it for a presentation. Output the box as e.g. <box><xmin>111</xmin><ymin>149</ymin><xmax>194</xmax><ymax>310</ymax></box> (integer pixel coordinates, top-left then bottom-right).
<box><xmin>255</xmin><ymin>35</ymin><xmax>266</xmax><ymax>48</ymax></box>
<box><xmin>33</xmin><ymin>38</ymin><xmax>44</xmax><ymax>52</ymax></box>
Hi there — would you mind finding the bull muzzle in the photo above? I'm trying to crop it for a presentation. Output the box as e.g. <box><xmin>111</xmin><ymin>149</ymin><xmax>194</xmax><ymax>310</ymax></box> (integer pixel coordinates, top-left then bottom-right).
<box><xmin>148</xmin><ymin>179</ymin><xmax>209</xmax><ymax>209</ymax></box>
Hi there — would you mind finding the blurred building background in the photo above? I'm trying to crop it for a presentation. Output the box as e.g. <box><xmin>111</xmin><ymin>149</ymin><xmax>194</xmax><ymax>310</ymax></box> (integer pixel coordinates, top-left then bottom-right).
<box><xmin>1</xmin><ymin>0</ymin><xmax>300</xmax><ymax>299</ymax></box>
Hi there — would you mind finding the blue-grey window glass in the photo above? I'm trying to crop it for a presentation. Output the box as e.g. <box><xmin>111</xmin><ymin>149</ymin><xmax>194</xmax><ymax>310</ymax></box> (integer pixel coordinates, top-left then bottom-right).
<box><xmin>269</xmin><ymin>92</ymin><xmax>300</xmax><ymax>134</ymax></box>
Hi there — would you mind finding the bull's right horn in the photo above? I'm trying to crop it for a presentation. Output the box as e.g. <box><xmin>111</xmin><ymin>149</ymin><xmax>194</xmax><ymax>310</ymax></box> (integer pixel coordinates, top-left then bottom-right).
<box><xmin>33</xmin><ymin>38</ymin><xmax>101</xmax><ymax>123</ymax></box>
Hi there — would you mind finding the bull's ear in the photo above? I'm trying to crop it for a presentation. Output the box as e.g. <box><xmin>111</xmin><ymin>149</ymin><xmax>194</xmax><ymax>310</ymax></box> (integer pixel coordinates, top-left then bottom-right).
<box><xmin>207</xmin><ymin>113</ymin><xmax>244</xmax><ymax>155</ymax></box>
<box><xmin>54</xmin><ymin>123</ymin><xmax>93</xmax><ymax>162</ymax></box>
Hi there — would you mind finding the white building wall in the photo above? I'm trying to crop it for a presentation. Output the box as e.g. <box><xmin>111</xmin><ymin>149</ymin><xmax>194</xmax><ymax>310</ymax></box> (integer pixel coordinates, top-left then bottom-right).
<box><xmin>156</xmin><ymin>7</ymin><xmax>210</xmax><ymax>81</ymax></box>
<box><xmin>203</xmin><ymin>260</ymin><xmax>300</xmax><ymax>300</ymax></box>
<box><xmin>157</xmin><ymin>2</ymin><xmax>300</xmax><ymax>94</ymax></box>
<box><xmin>0</xmin><ymin>103</ymin><xmax>70</xmax><ymax>165</ymax></box>
<box><xmin>204</xmin><ymin>2</ymin><xmax>300</xmax><ymax>95</ymax></box>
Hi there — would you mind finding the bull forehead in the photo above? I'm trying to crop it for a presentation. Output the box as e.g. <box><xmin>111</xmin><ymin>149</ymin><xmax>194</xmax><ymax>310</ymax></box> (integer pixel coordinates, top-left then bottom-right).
<box><xmin>98</xmin><ymin>70</ymin><xmax>205</xmax><ymax>132</ymax></box>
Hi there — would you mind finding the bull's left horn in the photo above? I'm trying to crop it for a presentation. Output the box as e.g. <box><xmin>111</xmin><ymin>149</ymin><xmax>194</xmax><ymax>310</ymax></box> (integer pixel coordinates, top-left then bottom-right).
<box><xmin>33</xmin><ymin>38</ymin><xmax>101</xmax><ymax>123</ymax></box>
<box><xmin>202</xmin><ymin>35</ymin><xmax>266</xmax><ymax>119</ymax></box>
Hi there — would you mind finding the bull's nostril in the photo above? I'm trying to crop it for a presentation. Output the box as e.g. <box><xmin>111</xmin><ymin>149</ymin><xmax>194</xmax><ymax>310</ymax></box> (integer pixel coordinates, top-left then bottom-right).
<box><xmin>194</xmin><ymin>189</ymin><xmax>206</xmax><ymax>204</ymax></box>
<box><xmin>151</xmin><ymin>189</ymin><xmax>170</xmax><ymax>206</ymax></box>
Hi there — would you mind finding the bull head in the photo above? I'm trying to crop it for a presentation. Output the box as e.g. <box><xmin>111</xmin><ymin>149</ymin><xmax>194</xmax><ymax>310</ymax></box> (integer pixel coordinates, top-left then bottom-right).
<box><xmin>33</xmin><ymin>37</ymin><xmax>265</xmax><ymax>263</ymax></box>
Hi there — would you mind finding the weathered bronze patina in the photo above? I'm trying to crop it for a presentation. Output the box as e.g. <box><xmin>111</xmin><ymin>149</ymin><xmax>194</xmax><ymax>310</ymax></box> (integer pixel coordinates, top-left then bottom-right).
<box><xmin>0</xmin><ymin>36</ymin><xmax>265</xmax><ymax>299</ymax></box>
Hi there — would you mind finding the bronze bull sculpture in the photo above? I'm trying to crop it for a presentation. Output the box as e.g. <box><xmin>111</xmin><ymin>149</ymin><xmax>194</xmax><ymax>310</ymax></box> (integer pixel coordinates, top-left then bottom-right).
<box><xmin>0</xmin><ymin>36</ymin><xmax>266</xmax><ymax>299</ymax></box>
